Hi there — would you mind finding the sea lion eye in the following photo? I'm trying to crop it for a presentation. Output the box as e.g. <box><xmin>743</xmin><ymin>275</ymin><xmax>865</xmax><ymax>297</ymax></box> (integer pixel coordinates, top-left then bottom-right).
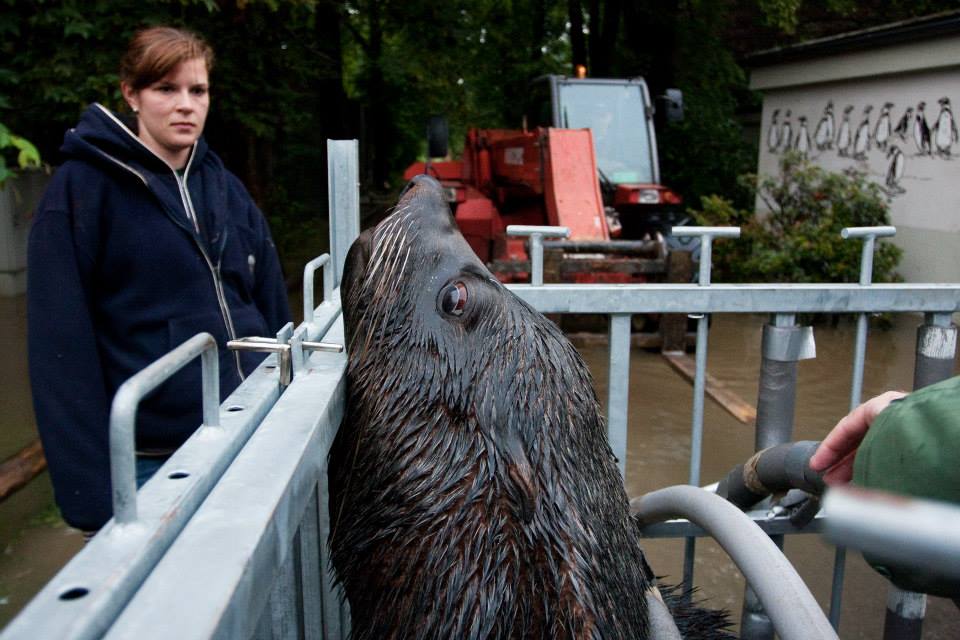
<box><xmin>439</xmin><ymin>282</ymin><xmax>468</xmax><ymax>316</ymax></box>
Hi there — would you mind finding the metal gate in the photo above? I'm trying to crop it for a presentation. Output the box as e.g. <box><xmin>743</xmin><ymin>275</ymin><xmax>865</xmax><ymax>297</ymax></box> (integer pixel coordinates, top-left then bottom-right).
<box><xmin>3</xmin><ymin>140</ymin><xmax>959</xmax><ymax>639</ymax></box>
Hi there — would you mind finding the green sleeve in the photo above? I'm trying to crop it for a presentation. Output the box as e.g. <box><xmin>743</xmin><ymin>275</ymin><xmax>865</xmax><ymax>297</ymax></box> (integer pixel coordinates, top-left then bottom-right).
<box><xmin>853</xmin><ymin>374</ymin><xmax>960</xmax><ymax>505</ymax></box>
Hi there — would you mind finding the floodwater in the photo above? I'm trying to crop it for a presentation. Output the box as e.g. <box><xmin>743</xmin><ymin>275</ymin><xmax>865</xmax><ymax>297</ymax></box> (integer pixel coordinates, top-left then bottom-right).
<box><xmin>1</xmin><ymin>292</ymin><xmax>958</xmax><ymax>636</ymax></box>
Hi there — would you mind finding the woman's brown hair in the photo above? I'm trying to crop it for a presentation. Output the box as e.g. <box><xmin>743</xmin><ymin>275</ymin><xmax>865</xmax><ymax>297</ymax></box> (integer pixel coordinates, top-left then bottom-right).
<box><xmin>120</xmin><ymin>26</ymin><xmax>214</xmax><ymax>91</ymax></box>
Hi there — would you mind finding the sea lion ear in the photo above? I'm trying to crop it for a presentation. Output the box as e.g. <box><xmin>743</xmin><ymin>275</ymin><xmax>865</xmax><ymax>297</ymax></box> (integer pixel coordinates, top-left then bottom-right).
<box><xmin>501</xmin><ymin>426</ymin><xmax>537</xmax><ymax>523</ymax></box>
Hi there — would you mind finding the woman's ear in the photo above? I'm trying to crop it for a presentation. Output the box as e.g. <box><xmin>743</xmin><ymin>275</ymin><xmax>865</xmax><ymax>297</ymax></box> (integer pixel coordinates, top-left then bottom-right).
<box><xmin>120</xmin><ymin>82</ymin><xmax>139</xmax><ymax>113</ymax></box>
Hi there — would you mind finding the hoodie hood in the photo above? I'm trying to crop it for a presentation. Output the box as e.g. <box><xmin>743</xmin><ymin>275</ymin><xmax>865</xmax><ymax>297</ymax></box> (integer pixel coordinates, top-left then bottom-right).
<box><xmin>61</xmin><ymin>103</ymin><xmax>209</xmax><ymax>177</ymax></box>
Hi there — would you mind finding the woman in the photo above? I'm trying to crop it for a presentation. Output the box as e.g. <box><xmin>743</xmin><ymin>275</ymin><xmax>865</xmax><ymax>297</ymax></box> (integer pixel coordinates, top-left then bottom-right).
<box><xmin>28</xmin><ymin>26</ymin><xmax>291</xmax><ymax>533</ymax></box>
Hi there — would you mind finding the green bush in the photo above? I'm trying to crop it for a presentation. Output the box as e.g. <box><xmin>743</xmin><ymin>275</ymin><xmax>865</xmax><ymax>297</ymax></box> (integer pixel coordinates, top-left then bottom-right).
<box><xmin>0</xmin><ymin>122</ymin><xmax>40</xmax><ymax>186</ymax></box>
<box><xmin>692</xmin><ymin>152</ymin><xmax>901</xmax><ymax>284</ymax></box>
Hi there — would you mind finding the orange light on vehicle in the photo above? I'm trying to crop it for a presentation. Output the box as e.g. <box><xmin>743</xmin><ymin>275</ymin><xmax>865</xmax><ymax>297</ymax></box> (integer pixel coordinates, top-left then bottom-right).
<box><xmin>662</xmin><ymin>189</ymin><xmax>683</xmax><ymax>205</ymax></box>
<box><xmin>575</xmin><ymin>64</ymin><xmax>587</xmax><ymax>79</ymax></box>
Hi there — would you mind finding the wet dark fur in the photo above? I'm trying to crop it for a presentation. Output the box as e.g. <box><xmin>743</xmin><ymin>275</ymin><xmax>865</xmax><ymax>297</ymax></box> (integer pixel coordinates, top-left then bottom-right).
<box><xmin>329</xmin><ymin>176</ymin><xmax>733</xmax><ymax>639</ymax></box>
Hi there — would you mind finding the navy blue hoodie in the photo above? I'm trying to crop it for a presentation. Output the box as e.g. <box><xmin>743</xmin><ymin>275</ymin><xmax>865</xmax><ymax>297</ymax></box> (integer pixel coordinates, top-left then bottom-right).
<box><xmin>28</xmin><ymin>104</ymin><xmax>291</xmax><ymax>531</ymax></box>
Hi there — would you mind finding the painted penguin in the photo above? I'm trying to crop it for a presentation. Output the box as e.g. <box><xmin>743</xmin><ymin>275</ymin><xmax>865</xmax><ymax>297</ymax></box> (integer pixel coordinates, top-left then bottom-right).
<box><xmin>814</xmin><ymin>101</ymin><xmax>834</xmax><ymax>150</ymax></box>
<box><xmin>779</xmin><ymin>109</ymin><xmax>793</xmax><ymax>153</ymax></box>
<box><xmin>853</xmin><ymin>104</ymin><xmax>873</xmax><ymax>160</ymax></box>
<box><xmin>795</xmin><ymin>116</ymin><xmax>811</xmax><ymax>156</ymax></box>
<box><xmin>767</xmin><ymin>109</ymin><xmax>781</xmax><ymax>153</ymax></box>
<box><xmin>913</xmin><ymin>101</ymin><xmax>931</xmax><ymax>155</ymax></box>
<box><xmin>894</xmin><ymin>106</ymin><xmax>913</xmax><ymax>140</ymax></box>
<box><xmin>836</xmin><ymin>105</ymin><xmax>854</xmax><ymax>157</ymax></box>
<box><xmin>933</xmin><ymin>96</ymin><xmax>958</xmax><ymax>157</ymax></box>
<box><xmin>874</xmin><ymin>102</ymin><xmax>893</xmax><ymax>151</ymax></box>
<box><xmin>885</xmin><ymin>145</ymin><xmax>905</xmax><ymax>195</ymax></box>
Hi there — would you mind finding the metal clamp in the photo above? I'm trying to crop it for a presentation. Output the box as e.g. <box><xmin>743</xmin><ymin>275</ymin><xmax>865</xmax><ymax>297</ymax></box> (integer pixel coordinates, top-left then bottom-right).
<box><xmin>762</xmin><ymin>324</ymin><xmax>816</xmax><ymax>361</ymax></box>
<box><xmin>303</xmin><ymin>254</ymin><xmax>333</xmax><ymax>326</ymax></box>
<box><xmin>110</xmin><ymin>333</ymin><xmax>219</xmax><ymax>526</ymax></box>
<box><xmin>506</xmin><ymin>224</ymin><xmax>570</xmax><ymax>285</ymax></box>
<box><xmin>228</xmin><ymin>336</ymin><xmax>342</xmax><ymax>388</ymax></box>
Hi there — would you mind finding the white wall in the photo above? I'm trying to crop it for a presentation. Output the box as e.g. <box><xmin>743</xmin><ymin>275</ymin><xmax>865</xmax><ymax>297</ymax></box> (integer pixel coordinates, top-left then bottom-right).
<box><xmin>0</xmin><ymin>171</ymin><xmax>48</xmax><ymax>296</ymax></box>
<box><xmin>753</xmin><ymin>56</ymin><xmax>960</xmax><ymax>282</ymax></box>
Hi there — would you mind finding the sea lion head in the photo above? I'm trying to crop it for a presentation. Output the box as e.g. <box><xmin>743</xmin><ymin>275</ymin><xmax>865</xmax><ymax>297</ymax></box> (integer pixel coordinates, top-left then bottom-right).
<box><xmin>331</xmin><ymin>175</ymin><xmax>657</xmax><ymax>638</ymax></box>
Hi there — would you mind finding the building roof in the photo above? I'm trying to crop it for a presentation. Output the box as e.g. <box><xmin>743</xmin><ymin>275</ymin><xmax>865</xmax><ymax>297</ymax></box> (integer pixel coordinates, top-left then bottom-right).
<box><xmin>745</xmin><ymin>10</ymin><xmax>960</xmax><ymax>68</ymax></box>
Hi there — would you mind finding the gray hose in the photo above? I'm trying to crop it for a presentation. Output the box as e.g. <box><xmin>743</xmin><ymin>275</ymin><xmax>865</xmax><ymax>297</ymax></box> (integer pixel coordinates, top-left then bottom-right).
<box><xmin>631</xmin><ymin>485</ymin><xmax>838</xmax><ymax>640</ymax></box>
<box><xmin>717</xmin><ymin>440</ymin><xmax>825</xmax><ymax>510</ymax></box>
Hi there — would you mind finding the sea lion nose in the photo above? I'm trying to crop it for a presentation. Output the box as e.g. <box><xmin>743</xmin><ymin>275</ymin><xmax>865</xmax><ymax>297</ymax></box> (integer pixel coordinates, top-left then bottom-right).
<box><xmin>399</xmin><ymin>174</ymin><xmax>443</xmax><ymax>199</ymax></box>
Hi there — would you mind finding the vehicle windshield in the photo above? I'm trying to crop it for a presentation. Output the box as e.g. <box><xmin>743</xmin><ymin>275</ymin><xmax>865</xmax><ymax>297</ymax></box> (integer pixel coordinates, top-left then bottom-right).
<box><xmin>557</xmin><ymin>82</ymin><xmax>654</xmax><ymax>184</ymax></box>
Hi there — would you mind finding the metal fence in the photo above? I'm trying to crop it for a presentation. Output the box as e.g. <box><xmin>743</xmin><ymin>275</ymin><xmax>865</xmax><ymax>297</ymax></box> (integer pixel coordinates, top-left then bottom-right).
<box><xmin>4</xmin><ymin>140</ymin><xmax>959</xmax><ymax>640</ymax></box>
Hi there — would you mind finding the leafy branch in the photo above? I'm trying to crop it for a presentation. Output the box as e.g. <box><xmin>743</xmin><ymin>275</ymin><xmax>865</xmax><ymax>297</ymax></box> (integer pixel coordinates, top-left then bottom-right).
<box><xmin>0</xmin><ymin>122</ymin><xmax>41</xmax><ymax>187</ymax></box>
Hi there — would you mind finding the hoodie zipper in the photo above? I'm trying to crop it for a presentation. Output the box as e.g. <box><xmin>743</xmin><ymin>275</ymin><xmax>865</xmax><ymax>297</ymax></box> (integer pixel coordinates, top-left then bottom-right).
<box><xmin>93</xmin><ymin>105</ymin><xmax>246</xmax><ymax>381</ymax></box>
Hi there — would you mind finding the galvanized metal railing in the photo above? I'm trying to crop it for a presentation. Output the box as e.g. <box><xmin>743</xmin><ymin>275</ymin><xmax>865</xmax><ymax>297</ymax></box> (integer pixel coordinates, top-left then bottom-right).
<box><xmin>6</xmin><ymin>141</ymin><xmax>959</xmax><ymax>639</ymax></box>
<box><xmin>0</xmin><ymin>141</ymin><xmax>357</xmax><ymax>640</ymax></box>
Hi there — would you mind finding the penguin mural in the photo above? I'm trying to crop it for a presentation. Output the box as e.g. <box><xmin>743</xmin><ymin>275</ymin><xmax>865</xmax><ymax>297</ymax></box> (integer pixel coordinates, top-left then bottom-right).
<box><xmin>767</xmin><ymin>108</ymin><xmax>781</xmax><ymax>153</ymax></box>
<box><xmin>795</xmin><ymin>115</ymin><xmax>811</xmax><ymax>156</ymax></box>
<box><xmin>914</xmin><ymin>101</ymin><xmax>932</xmax><ymax>155</ymax></box>
<box><xmin>874</xmin><ymin>102</ymin><xmax>893</xmax><ymax>151</ymax></box>
<box><xmin>853</xmin><ymin>104</ymin><xmax>873</xmax><ymax>160</ymax></box>
<box><xmin>836</xmin><ymin>105</ymin><xmax>854</xmax><ymax>157</ymax></box>
<box><xmin>814</xmin><ymin>101</ymin><xmax>835</xmax><ymax>150</ymax></box>
<box><xmin>933</xmin><ymin>96</ymin><xmax>958</xmax><ymax>158</ymax></box>
<box><xmin>779</xmin><ymin>109</ymin><xmax>793</xmax><ymax>153</ymax></box>
<box><xmin>894</xmin><ymin>106</ymin><xmax>913</xmax><ymax>140</ymax></box>
<box><xmin>885</xmin><ymin>144</ymin><xmax>905</xmax><ymax>195</ymax></box>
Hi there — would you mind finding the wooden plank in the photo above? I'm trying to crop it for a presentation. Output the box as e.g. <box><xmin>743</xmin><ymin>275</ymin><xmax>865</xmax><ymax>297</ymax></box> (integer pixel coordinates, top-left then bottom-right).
<box><xmin>662</xmin><ymin>353</ymin><xmax>757</xmax><ymax>425</ymax></box>
<box><xmin>0</xmin><ymin>438</ymin><xmax>47</xmax><ymax>503</ymax></box>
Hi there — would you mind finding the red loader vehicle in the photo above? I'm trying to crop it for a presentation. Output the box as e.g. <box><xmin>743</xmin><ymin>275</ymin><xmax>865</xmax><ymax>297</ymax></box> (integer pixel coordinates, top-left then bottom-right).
<box><xmin>404</xmin><ymin>74</ymin><xmax>693</xmax><ymax>285</ymax></box>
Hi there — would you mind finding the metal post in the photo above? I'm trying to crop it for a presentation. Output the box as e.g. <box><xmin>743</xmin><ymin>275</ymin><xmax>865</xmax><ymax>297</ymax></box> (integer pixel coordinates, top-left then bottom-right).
<box><xmin>671</xmin><ymin>226</ymin><xmax>739</xmax><ymax>594</ymax></box>
<box><xmin>742</xmin><ymin>312</ymin><xmax>815</xmax><ymax>639</ymax></box>
<box><xmin>327</xmin><ymin>140</ymin><xmax>360</xmax><ymax>288</ymax></box>
<box><xmin>913</xmin><ymin>312</ymin><xmax>957</xmax><ymax>390</ymax></box>
<box><xmin>109</xmin><ymin>333</ymin><xmax>219</xmax><ymax>526</ymax></box>
<box><xmin>303</xmin><ymin>254</ymin><xmax>333</xmax><ymax>326</ymax></box>
<box><xmin>828</xmin><ymin>225</ymin><xmax>896</xmax><ymax>629</ymax></box>
<box><xmin>505</xmin><ymin>225</ymin><xmax>570</xmax><ymax>285</ymax></box>
<box><xmin>880</xmin><ymin>310</ymin><xmax>959</xmax><ymax>640</ymax></box>
<box><xmin>607</xmin><ymin>313</ymin><xmax>631</xmax><ymax>477</ymax></box>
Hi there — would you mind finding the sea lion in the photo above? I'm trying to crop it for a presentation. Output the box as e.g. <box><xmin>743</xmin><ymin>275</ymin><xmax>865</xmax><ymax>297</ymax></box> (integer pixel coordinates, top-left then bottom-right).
<box><xmin>328</xmin><ymin>175</ymin><xmax>733</xmax><ymax>639</ymax></box>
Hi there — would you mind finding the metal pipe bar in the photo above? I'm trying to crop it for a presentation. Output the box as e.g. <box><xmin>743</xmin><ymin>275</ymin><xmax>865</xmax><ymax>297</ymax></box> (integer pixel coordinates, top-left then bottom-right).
<box><xmin>505</xmin><ymin>224</ymin><xmax>571</xmax><ymax>237</ymax></box>
<box><xmin>831</xmin><ymin>225</ymin><xmax>895</xmax><ymax>628</ymax></box>
<box><xmin>303</xmin><ymin>254</ymin><xmax>332</xmax><ymax>326</ymax></box>
<box><xmin>102</xmin><ymin>320</ymin><xmax>349</xmax><ymax>640</ymax></box>
<box><xmin>1</xmin><ymin>301</ymin><xmax>343</xmax><ymax>640</ymax></box>
<box><xmin>632</xmin><ymin>486</ymin><xmax>838</xmax><ymax>640</ymax></box>
<box><xmin>823</xmin><ymin>487</ymin><xmax>960</xmax><ymax>584</ymax></box>
<box><xmin>327</xmin><ymin>140</ymin><xmax>360</xmax><ymax>288</ymax></box>
<box><xmin>541</xmin><ymin>239</ymin><xmax>659</xmax><ymax>253</ymax></box>
<box><xmin>507</xmin><ymin>225</ymin><xmax>569</xmax><ymax>285</ymax></box>
<box><xmin>670</xmin><ymin>226</ymin><xmax>740</xmax><ymax>594</ymax></box>
<box><xmin>743</xmin><ymin>313</ymin><xmax>808</xmax><ymax>639</ymax></box>
<box><xmin>508</xmin><ymin>283</ymin><xmax>960</xmax><ymax>314</ymax></box>
<box><xmin>639</xmin><ymin>510</ymin><xmax>826</xmax><ymax>538</ymax></box>
<box><xmin>110</xmin><ymin>333</ymin><xmax>219</xmax><ymax>525</ymax></box>
<box><xmin>607</xmin><ymin>314</ymin><xmax>631</xmax><ymax>478</ymax></box>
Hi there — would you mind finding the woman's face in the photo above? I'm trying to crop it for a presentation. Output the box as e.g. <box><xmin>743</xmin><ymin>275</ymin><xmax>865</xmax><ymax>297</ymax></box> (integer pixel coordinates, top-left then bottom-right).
<box><xmin>122</xmin><ymin>57</ymin><xmax>209</xmax><ymax>169</ymax></box>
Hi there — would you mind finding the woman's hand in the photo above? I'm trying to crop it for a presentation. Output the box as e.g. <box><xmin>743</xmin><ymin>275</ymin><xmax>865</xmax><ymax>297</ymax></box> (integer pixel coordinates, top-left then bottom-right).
<box><xmin>809</xmin><ymin>390</ymin><xmax>907</xmax><ymax>485</ymax></box>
